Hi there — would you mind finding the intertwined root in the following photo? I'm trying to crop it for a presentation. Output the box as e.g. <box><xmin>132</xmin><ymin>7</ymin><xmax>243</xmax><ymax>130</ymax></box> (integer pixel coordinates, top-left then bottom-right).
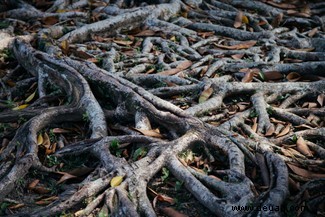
<box><xmin>0</xmin><ymin>0</ymin><xmax>324</xmax><ymax>216</ymax></box>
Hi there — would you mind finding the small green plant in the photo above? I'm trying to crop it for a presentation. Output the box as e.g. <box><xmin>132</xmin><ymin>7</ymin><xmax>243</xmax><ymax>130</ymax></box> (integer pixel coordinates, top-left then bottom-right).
<box><xmin>249</xmin><ymin>109</ymin><xmax>258</xmax><ymax>118</ymax></box>
<box><xmin>82</xmin><ymin>112</ymin><xmax>89</xmax><ymax>122</ymax></box>
<box><xmin>0</xmin><ymin>202</ymin><xmax>10</xmax><ymax>215</ymax></box>
<box><xmin>18</xmin><ymin>116</ymin><xmax>27</xmax><ymax>124</ymax></box>
<box><xmin>292</xmin><ymin>134</ymin><xmax>298</xmax><ymax>143</ymax></box>
<box><xmin>49</xmin><ymin>129</ymin><xmax>57</xmax><ymax>142</ymax></box>
<box><xmin>161</xmin><ymin>167</ymin><xmax>169</xmax><ymax>182</ymax></box>
<box><xmin>16</xmin><ymin>177</ymin><xmax>26</xmax><ymax>188</ymax></box>
<box><xmin>110</xmin><ymin>139</ymin><xmax>119</xmax><ymax>150</ymax></box>
<box><xmin>46</xmin><ymin>155</ymin><xmax>60</xmax><ymax>167</ymax></box>
<box><xmin>5</xmin><ymin>100</ymin><xmax>15</xmax><ymax>108</ymax></box>
<box><xmin>0</xmin><ymin>123</ymin><xmax>10</xmax><ymax>132</ymax></box>
<box><xmin>155</xmin><ymin>63</ymin><xmax>165</xmax><ymax>72</ymax></box>
<box><xmin>132</xmin><ymin>147</ymin><xmax>147</xmax><ymax>161</ymax></box>
<box><xmin>0</xmin><ymin>21</ymin><xmax>10</xmax><ymax>29</ymax></box>
<box><xmin>266</xmin><ymin>107</ymin><xmax>274</xmax><ymax>115</ymax></box>
<box><xmin>175</xmin><ymin>181</ymin><xmax>184</xmax><ymax>191</ymax></box>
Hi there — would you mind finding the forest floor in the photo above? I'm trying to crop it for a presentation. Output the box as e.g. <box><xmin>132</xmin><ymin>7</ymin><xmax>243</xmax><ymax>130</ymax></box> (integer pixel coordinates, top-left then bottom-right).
<box><xmin>0</xmin><ymin>0</ymin><xmax>324</xmax><ymax>216</ymax></box>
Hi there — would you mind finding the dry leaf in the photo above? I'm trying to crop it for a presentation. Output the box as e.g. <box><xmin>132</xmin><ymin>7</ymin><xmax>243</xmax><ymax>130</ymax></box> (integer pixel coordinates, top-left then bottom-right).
<box><xmin>52</xmin><ymin>128</ymin><xmax>70</xmax><ymax>133</ymax></box>
<box><xmin>134</xmin><ymin>30</ymin><xmax>156</xmax><ymax>36</ymax></box>
<box><xmin>156</xmin><ymin>194</ymin><xmax>175</xmax><ymax>204</ymax></box>
<box><xmin>286</xmin><ymin>72</ymin><xmax>301</xmax><ymax>81</ymax></box>
<box><xmin>43</xmin><ymin>132</ymin><xmax>50</xmax><ymax>148</ymax></box>
<box><xmin>110</xmin><ymin>176</ymin><xmax>123</xmax><ymax>187</ymax></box>
<box><xmin>214</xmin><ymin>41</ymin><xmax>256</xmax><ymax>50</ymax></box>
<box><xmin>296</xmin><ymin>137</ymin><xmax>313</xmax><ymax>157</ymax></box>
<box><xmin>199</xmin><ymin>87</ymin><xmax>213</xmax><ymax>103</ymax></box>
<box><xmin>266</xmin><ymin>1</ymin><xmax>296</xmax><ymax>9</ymax></box>
<box><xmin>231</xmin><ymin>53</ymin><xmax>244</xmax><ymax>60</ymax></box>
<box><xmin>287</xmin><ymin>163</ymin><xmax>325</xmax><ymax>179</ymax></box>
<box><xmin>42</xmin><ymin>16</ymin><xmax>59</xmax><ymax>25</ymax></box>
<box><xmin>158</xmin><ymin>61</ymin><xmax>192</xmax><ymax>75</ymax></box>
<box><xmin>25</xmin><ymin>91</ymin><xmax>36</xmax><ymax>103</ymax></box>
<box><xmin>35</xmin><ymin>196</ymin><xmax>58</xmax><ymax>205</ymax></box>
<box><xmin>265</xmin><ymin>124</ymin><xmax>275</xmax><ymax>136</ymax></box>
<box><xmin>160</xmin><ymin>207</ymin><xmax>188</xmax><ymax>217</ymax></box>
<box><xmin>133</xmin><ymin>128</ymin><xmax>163</xmax><ymax>138</ymax></box>
<box><xmin>8</xmin><ymin>203</ymin><xmax>25</xmax><ymax>210</ymax></box>
<box><xmin>242</xmin><ymin>71</ymin><xmax>255</xmax><ymax>82</ymax></box>
<box><xmin>317</xmin><ymin>94</ymin><xmax>324</xmax><ymax>106</ymax></box>
<box><xmin>271</xmin><ymin>13</ymin><xmax>283</xmax><ymax>28</ymax></box>
<box><xmin>276</xmin><ymin>123</ymin><xmax>291</xmax><ymax>137</ymax></box>
<box><xmin>57</xmin><ymin>172</ymin><xmax>77</xmax><ymax>184</ymax></box>
<box><xmin>61</xmin><ymin>40</ymin><xmax>69</xmax><ymax>55</ymax></box>
<box><xmin>234</xmin><ymin>11</ymin><xmax>243</xmax><ymax>28</ymax></box>
<box><xmin>28</xmin><ymin>179</ymin><xmax>40</xmax><ymax>189</ymax></box>
<box><xmin>251</xmin><ymin>117</ymin><xmax>257</xmax><ymax>133</ymax></box>
<box><xmin>308</xmin><ymin>28</ymin><xmax>318</xmax><ymax>37</ymax></box>
<box><xmin>263</xmin><ymin>71</ymin><xmax>283</xmax><ymax>80</ymax></box>
<box><xmin>113</xmin><ymin>40</ymin><xmax>133</xmax><ymax>46</ymax></box>
<box><xmin>33</xmin><ymin>186</ymin><xmax>51</xmax><ymax>194</ymax></box>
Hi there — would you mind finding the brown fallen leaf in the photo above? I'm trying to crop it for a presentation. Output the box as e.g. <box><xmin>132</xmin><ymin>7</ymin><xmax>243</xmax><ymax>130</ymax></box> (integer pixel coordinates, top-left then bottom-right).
<box><xmin>231</xmin><ymin>53</ymin><xmax>245</xmax><ymax>60</ymax></box>
<box><xmin>52</xmin><ymin>128</ymin><xmax>71</xmax><ymax>133</ymax></box>
<box><xmin>276</xmin><ymin>123</ymin><xmax>291</xmax><ymax>137</ymax></box>
<box><xmin>113</xmin><ymin>40</ymin><xmax>133</xmax><ymax>46</ymax></box>
<box><xmin>158</xmin><ymin>61</ymin><xmax>192</xmax><ymax>75</ymax></box>
<box><xmin>160</xmin><ymin>207</ymin><xmax>188</xmax><ymax>217</ymax></box>
<box><xmin>214</xmin><ymin>41</ymin><xmax>256</xmax><ymax>50</ymax></box>
<box><xmin>308</xmin><ymin>28</ymin><xmax>318</xmax><ymax>38</ymax></box>
<box><xmin>265</xmin><ymin>124</ymin><xmax>275</xmax><ymax>136</ymax></box>
<box><xmin>42</xmin><ymin>16</ymin><xmax>59</xmax><ymax>25</ymax></box>
<box><xmin>134</xmin><ymin>29</ymin><xmax>157</xmax><ymax>36</ymax></box>
<box><xmin>286</xmin><ymin>72</ymin><xmax>301</xmax><ymax>81</ymax></box>
<box><xmin>234</xmin><ymin>11</ymin><xmax>243</xmax><ymax>28</ymax></box>
<box><xmin>296</xmin><ymin>137</ymin><xmax>313</xmax><ymax>157</ymax></box>
<box><xmin>251</xmin><ymin>117</ymin><xmax>257</xmax><ymax>133</ymax></box>
<box><xmin>43</xmin><ymin>132</ymin><xmax>51</xmax><ymax>148</ymax></box>
<box><xmin>57</xmin><ymin>172</ymin><xmax>77</xmax><ymax>184</ymax></box>
<box><xmin>242</xmin><ymin>71</ymin><xmax>255</xmax><ymax>83</ymax></box>
<box><xmin>199</xmin><ymin>87</ymin><xmax>213</xmax><ymax>103</ymax></box>
<box><xmin>266</xmin><ymin>1</ymin><xmax>296</xmax><ymax>9</ymax></box>
<box><xmin>271</xmin><ymin>13</ymin><xmax>283</xmax><ymax>28</ymax></box>
<box><xmin>28</xmin><ymin>179</ymin><xmax>40</xmax><ymax>190</ymax></box>
<box><xmin>132</xmin><ymin>128</ymin><xmax>163</xmax><ymax>138</ymax></box>
<box><xmin>287</xmin><ymin>163</ymin><xmax>325</xmax><ymax>179</ymax></box>
<box><xmin>8</xmin><ymin>203</ymin><xmax>25</xmax><ymax>210</ymax></box>
<box><xmin>263</xmin><ymin>71</ymin><xmax>283</xmax><ymax>80</ymax></box>
<box><xmin>317</xmin><ymin>94</ymin><xmax>324</xmax><ymax>106</ymax></box>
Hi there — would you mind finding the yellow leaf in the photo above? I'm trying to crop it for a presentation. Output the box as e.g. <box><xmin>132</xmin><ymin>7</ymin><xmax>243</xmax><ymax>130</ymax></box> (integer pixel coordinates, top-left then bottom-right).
<box><xmin>110</xmin><ymin>176</ymin><xmax>123</xmax><ymax>187</ymax></box>
<box><xmin>56</xmin><ymin>9</ymin><xmax>66</xmax><ymax>13</ymax></box>
<box><xmin>12</xmin><ymin>104</ymin><xmax>28</xmax><ymax>110</ymax></box>
<box><xmin>242</xmin><ymin>15</ymin><xmax>249</xmax><ymax>24</ymax></box>
<box><xmin>170</xmin><ymin>36</ymin><xmax>176</xmax><ymax>41</ymax></box>
<box><xmin>25</xmin><ymin>91</ymin><xmax>36</xmax><ymax>103</ymax></box>
<box><xmin>61</xmin><ymin>40</ymin><xmax>69</xmax><ymax>55</ymax></box>
<box><xmin>37</xmin><ymin>134</ymin><xmax>43</xmax><ymax>145</ymax></box>
<box><xmin>199</xmin><ymin>87</ymin><xmax>213</xmax><ymax>103</ymax></box>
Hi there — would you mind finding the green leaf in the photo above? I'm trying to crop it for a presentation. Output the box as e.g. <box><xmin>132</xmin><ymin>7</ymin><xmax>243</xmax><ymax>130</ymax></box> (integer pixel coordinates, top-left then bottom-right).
<box><xmin>161</xmin><ymin>167</ymin><xmax>169</xmax><ymax>182</ymax></box>
<box><xmin>133</xmin><ymin>147</ymin><xmax>147</xmax><ymax>161</ymax></box>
